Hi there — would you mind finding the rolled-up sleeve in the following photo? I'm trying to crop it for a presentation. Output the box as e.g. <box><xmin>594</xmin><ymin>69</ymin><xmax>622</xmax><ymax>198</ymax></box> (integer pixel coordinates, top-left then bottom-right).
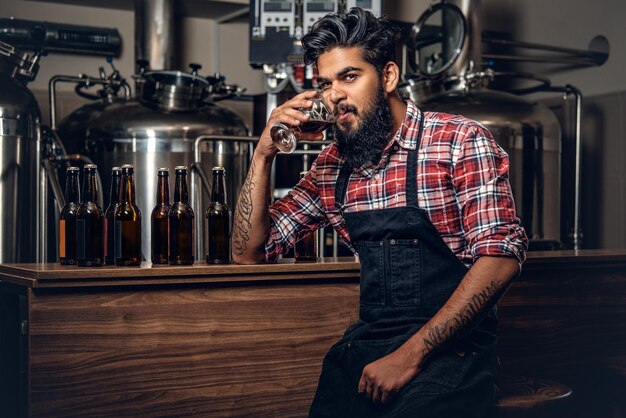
<box><xmin>265</xmin><ymin>167</ymin><xmax>328</xmax><ymax>263</ymax></box>
<box><xmin>452</xmin><ymin>125</ymin><xmax>528</xmax><ymax>265</ymax></box>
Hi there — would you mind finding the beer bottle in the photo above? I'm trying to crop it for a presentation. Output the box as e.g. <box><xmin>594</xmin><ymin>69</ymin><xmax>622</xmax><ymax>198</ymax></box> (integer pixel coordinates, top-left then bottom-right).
<box><xmin>295</xmin><ymin>171</ymin><xmax>319</xmax><ymax>262</ymax></box>
<box><xmin>114</xmin><ymin>164</ymin><xmax>143</xmax><ymax>266</ymax></box>
<box><xmin>104</xmin><ymin>167</ymin><xmax>122</xmax><ymax>265</ymax></box>
<box><xmin>59</xmin><ymin>166</ymin><xmax>81</xmax><ymax>265</ymax></box>
<box><xmin>151</xmin><ymin>168</ymin><xmax>170</xmax><ymax>264</ymax></box>
<box><xmin>76</xmin><ymin>164</ymin><xmax>104</xmax><ymax>267</ymax></box>
<box><xmin>168</xmin><ymin>166</ymin><xmax>194</xmax><ymax>265</ymax></box>
<box><xmin>206</xmin><ymin>166</ymin><xmax>231</xmax><ymax>264</ymax></box>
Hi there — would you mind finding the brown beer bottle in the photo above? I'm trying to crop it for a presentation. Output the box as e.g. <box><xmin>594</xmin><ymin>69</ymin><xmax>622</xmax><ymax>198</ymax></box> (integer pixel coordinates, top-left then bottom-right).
<box><xmin>295</xmin><ymin>171</ymin><xmax>319</xmax><ymax>262</ymax></box>
<box><xmin>151</xmin><ymin>168</ymin><xmax>170</xmax><ymax>264</ymax></box>
<box><xmin>206</xmin><ymin>166</ymin><xmax>231</xmax><ymax>264</ymax></box>
<box><xmin>76</xmin><ymin>164</ymin><xmax>104</xmax><ymax>267</ymax></box>
<box><xmin>114</xmin><ymin>164</ymin><xmax>143</xmax><ymax>266</ymax></box>
<box><xmin>59</xmin><ymin>166</ymin><xmax>80</xmax><ymax>265</ymax></box>
<box><xmin>168</xmin><ymin>166</ymin><xmax>194</xmax><ymax>265</ymax></box>
<box><xmin>104</xmin><ymin>167</ymin><xmax>122</xmax><ymax>265</ymax></box>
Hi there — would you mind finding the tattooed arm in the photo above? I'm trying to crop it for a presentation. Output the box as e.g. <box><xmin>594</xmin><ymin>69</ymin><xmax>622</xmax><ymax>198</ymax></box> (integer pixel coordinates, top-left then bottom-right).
<box><xmin>358</xmin><ymin>256</ymin><xmax>519</xmax><ymax>404</ymax></box>
<box><xmin>231</xmin><ymin>155</ymin><xmax>272</xmax><ymax>264</ymax></box>
<box><xmin>232</xmin><ymin>90</ymin><xmax>322</xmax><ymax>264</ymax></box>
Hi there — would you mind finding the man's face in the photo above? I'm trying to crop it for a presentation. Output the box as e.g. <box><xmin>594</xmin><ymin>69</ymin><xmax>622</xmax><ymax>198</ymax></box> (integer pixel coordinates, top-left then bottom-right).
<box><xmin>316</xmin><ymin>47</ymin><xmax>394</xmax><ymax>170</ymax></box>
<box><xmin>316</xmin><ymin>47</ymin><xmax>382</xmax><ymax>135</ymax></box>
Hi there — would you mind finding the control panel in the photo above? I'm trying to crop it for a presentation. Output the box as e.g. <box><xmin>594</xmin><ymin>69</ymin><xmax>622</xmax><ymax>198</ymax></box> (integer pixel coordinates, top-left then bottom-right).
<box><xmin>258</xmin><ymin>0</ymin><xmax>297</xmax><ymax>37</ymax></box>
<box><xmin>303</xmin><ymin>1</ymin><xmax>337</xmax><ymax>32</ymax></box>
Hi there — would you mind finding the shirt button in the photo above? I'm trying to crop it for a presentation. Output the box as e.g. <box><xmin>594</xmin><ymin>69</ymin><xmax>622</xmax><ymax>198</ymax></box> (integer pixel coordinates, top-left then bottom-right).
<box><xmin>374</xmin><ymin>174</ymin><xmax>380</xmax><ymax>180</ymax></box>
<box><xmin>393</xmin><ymin>145</ymin><xmax>399</xmax><ymax>151</ymax></box>
<box><xmin>390</xmin><ymin>239</ymin><xmax>396</xmax><ymax>245</ymax></box>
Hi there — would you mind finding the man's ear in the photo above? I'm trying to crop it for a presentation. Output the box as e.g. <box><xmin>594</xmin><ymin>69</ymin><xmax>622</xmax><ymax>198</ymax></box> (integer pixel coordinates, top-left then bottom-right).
<box><xmin>381</xmin><ymin>61</ymin><xmax>400</xmax><ymax>93</ymax></box>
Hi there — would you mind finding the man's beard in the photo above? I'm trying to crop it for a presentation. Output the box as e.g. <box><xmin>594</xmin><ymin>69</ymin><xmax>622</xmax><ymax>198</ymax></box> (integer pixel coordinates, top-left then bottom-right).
<box><xmin>332</xmin><ymin>86</ymin><xmax>393</xmax><ymax>171</ymax></box>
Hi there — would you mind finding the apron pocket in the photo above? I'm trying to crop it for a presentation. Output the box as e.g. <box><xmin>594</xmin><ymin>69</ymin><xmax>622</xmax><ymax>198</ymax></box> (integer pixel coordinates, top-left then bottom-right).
<box><xmin>414</xmin><ymin>351</ymin><xmax>477</xmax><ymax>393</ymax></box>
<box><xmin>389</xmin><ymin>239</ymin><xmax>420</xmax><ymax>306</ymax></box>
<box><xmin>355</xmin><ymin>241</ymin><xmax>385</xmax><ymax>306</ymax></box>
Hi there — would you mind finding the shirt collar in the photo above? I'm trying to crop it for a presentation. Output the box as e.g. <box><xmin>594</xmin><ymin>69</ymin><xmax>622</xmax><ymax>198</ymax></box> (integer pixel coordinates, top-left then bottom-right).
<box><xmin>392</xmin><ymin>99</ymin><xmax>421</xmax><ymax>151</ymax></box>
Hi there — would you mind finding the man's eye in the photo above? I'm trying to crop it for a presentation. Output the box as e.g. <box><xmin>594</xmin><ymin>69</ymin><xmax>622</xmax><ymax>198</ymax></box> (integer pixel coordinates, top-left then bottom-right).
<box><xmin>344</xmin><ymin>74</ymin><xmax>356</xmax><ymax>81</ymax></box>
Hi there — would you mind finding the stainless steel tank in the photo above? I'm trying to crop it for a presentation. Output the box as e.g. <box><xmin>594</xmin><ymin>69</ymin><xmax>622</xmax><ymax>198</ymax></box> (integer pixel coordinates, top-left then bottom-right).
<box><xmin>0</xmin><ymin>41</ymin><xmax>44</xmax><ymax>262</ymax></box>
<box><xmin>401</xmin><ymin>0</ymin><xmax>563</xmax><ymax>248</ymax></box>
<box><xmin>400</xmin><ymin>83</ymin><xmax>561</xmax><ymax>243</ymax></box>
<box><xmin>58</xmin><ymin>69</ymin><xmax>251</xmax><ymax>261</ymax></box>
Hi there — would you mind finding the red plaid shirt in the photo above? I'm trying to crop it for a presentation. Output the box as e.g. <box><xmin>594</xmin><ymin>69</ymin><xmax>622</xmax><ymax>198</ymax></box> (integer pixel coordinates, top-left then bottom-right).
<box><xmin>266</xmin><ymin>100</ymin><xmax>528</xmax><ymax>267</ymax></box>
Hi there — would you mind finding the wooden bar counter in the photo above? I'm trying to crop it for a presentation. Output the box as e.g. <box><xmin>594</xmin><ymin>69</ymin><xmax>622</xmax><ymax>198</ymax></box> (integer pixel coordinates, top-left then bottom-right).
<box><xmin>1</xmin><ymin>250</ymin><xmax>625</xmax><ymax>417</ymax></box>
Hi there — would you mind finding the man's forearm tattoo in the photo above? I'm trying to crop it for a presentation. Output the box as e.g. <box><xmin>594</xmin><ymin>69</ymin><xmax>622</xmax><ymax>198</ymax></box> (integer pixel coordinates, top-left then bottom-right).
<box><xmin>422</xmin><ymin>280</ymin><xmax>502</xmax><ymax>354</ymax></box>
<box><xmin>232</xmin><ymin>161</ymin><xmax>256</xmax><ymax>256</ymax></box>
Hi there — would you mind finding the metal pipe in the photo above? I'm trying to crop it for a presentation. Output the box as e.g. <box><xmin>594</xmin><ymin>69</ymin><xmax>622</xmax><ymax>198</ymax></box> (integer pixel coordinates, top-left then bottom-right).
<box><xmin>482</xmin><ymin>53</ymin><xmax>606</xmax><ymax>66</ymax></box>
<box><xmin>37</xmin><ymin>130</ymin><xmax>45</xmax><ymax>263</ymax></box>
<box><xmin>48</xmin><ymin>74</ymin><xmax>125</xmax><ymax>130</ymax></box>
<box><xmin>570</xmin><ymin>86</ymin><xmax>583</xmax><ymax>250</ymax></box>
<box><xmin>43</xmin><ymin>160</ymin><xmax>65</xmax><ymax>212</ymax></box>
<box><xmin>135</xmin><ymin>0</ymin><xmax>175</xmax><ymax>72</ymax></box>
<box><xmin>482</xmin><ymin>37</ymin><xmax>609</xmax><ymax>66</ymax></box>
<box><xmin>539</xmin><ymin>85</ymin><xmax>583</xmax><ymax>249</ymax></box>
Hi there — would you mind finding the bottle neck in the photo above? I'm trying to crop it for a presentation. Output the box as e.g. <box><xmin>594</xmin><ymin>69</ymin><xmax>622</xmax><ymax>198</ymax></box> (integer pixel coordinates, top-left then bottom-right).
<box><xmin>157</xmin><ymin>175</ymin><xmax>170</xmax><ymax>205</ymax></box>
<box><xmin>120</xmin><ymin>172</ymin><xmax>136</xmax><ymax>204</ymax></box>
<box><xmin>82</xmin><ymin>172</ymin><xmax>98</xmax><ymax>203</ymax></box>
<box><xmin>174</xmin><ymin>173</ymin><xmax>189</xmax><ymax>204</ymax></box>
<box><xmin>65</xmin><ymin>173</ymin><xmax>80</xmax><ymax>203</ymax></box>
<box><xmin>211</xmin><ymin>173</ymin><xmax>226</xmax><ymax>204</ymax></box>
<box><xmin>109</xmin><ymin>173</ymin><xmax>121</xmax><ymax>205</ymax></box>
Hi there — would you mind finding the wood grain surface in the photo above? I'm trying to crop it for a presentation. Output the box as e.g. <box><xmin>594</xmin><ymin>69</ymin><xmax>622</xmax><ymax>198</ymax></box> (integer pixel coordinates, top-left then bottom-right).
<box><xmin>28</xmin><ymin>282</ymin><xmax>359</xmax><ymax>417</ymax></box>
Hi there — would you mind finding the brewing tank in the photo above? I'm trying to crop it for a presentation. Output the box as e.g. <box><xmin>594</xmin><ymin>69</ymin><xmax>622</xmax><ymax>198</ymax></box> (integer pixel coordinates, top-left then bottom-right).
<box><xmin>400</xmin><ymin>83</ymin><xmax>561</xmax><ymax>245</ymax></box>
<box><xmin>58</xmin><ymin>69</ymin><xmax>251</xmax><ymax>261</ymax></box>
<box><xmin>0</xmin><ymin>41</ymin><xmax>43</xmax><ymax>262</ymax></box>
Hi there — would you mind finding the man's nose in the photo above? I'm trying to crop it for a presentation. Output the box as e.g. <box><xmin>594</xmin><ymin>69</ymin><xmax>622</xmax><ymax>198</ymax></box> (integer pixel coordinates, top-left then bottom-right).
<box><xmin>324</xmin><ymin>86</ymin><xmax>346</xmax><ymax>106</ymax></box>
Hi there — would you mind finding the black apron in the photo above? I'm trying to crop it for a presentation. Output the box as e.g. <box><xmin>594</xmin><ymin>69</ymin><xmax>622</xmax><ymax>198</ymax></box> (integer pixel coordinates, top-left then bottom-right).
<box><xmin>309</xmin><ymin>115</ymin><xmax>498</xmax><ymax>418</ymax></box>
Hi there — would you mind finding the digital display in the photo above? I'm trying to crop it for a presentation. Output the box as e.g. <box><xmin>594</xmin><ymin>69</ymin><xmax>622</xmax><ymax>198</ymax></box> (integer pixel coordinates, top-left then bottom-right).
<box><xmin>264</xmin><ymin>1</ymin><xmax>292</xmax><ymax>12</ymax></box>
<box><xmin>306</xmin><ymin>1</ymin><xmax>336</xmax><ymax>12</ymax></box>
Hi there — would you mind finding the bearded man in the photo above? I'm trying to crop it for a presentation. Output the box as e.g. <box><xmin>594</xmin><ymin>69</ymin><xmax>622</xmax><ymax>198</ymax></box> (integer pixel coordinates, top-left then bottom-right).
<box><xmin>232</xmin><ymin>7</ymin><xmax>528</xmax><ymax>418</ymax></box>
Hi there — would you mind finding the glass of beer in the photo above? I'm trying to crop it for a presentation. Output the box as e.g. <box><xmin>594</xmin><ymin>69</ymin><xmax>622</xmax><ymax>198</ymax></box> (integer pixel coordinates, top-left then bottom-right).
<box><xmin>270</xmin><ymin>93</ymin><xmax>336</xmax><ymax>154</ymax></box>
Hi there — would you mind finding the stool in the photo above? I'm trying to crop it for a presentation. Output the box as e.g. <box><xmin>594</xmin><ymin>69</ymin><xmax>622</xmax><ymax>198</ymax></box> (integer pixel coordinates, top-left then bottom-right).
<box><xmin>495</xmin><ymin>375</ymin><xmax>573</xmax><ymax>418</ymax></box>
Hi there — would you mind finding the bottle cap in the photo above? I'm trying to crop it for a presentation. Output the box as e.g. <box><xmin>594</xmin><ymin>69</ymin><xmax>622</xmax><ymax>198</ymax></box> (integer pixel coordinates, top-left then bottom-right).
<box><xmin>175</xmin><ymin>166</ymin><xmax>188</xmax><ymax>172</ymax></box>
<box><xmin>67</xmin><ymin>166</ymin><xmax>80</xmax><ymax>172</ymax></box>
<box><xmin>157</xmin><ymin>167</ymin><xmax>169</xmax><ymax>172</ymax></box>
<box><xmin>212</xmin><ymin>166</ymin><xmax>225</xmax><ymax>173</ymax></box>
<box><xmin>84</xmin><ymin>164</ymin><xmax>97</xmax><ymax>171</ymax></box>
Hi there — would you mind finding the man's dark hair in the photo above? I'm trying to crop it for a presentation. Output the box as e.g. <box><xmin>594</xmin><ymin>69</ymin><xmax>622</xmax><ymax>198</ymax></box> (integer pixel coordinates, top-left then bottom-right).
<box><xmin>301</xmin><ymin>7</ymin><xmax>398</xmax><ymax>73</ymax></box>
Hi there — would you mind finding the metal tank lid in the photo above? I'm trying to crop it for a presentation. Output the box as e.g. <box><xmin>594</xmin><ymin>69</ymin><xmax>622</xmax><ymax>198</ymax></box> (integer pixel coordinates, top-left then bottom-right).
<box><xmin>138</xmin><ymin>70</ymin><xmax>211</xmax><ymax>111</ymax></box>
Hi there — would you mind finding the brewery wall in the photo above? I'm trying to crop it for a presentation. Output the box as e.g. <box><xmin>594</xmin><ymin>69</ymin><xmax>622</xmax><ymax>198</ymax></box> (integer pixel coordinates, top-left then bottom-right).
<box><xmin>1</xmin><ymin>0</ymin><xmax>625</xmax><ymax>249</ymax></box>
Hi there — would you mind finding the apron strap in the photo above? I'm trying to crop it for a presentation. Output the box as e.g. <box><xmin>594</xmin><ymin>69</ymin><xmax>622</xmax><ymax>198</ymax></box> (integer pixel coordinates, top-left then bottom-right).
<box><xmin>334</xmin><ymin>164</ymin><xmax>352</xmax><ymax>214</ymax></box>
<box><xmin>406</xmin><ymin>109</ymin><xmax>424</xmax><ymax>206</ymax></box>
